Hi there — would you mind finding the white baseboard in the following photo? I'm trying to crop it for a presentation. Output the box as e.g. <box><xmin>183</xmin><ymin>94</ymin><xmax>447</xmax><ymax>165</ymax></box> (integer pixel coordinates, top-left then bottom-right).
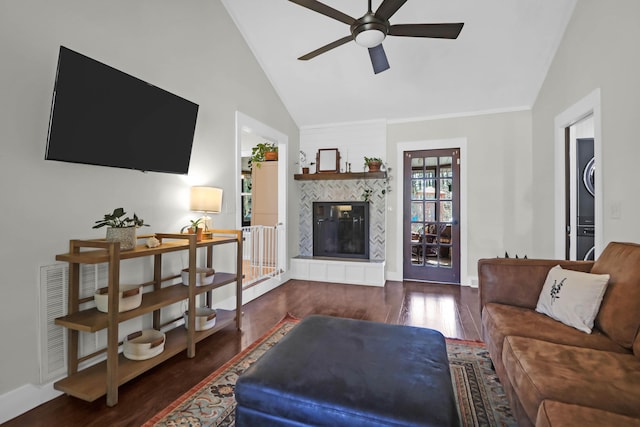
<box><xmin>385</xmin><ymin>270</ymin><xmax>478</xmax><ymax>288</ymax></box>
<box><xmin>469</xmin><ymin>276</ymin><xmax>479</xmax><ymax>288</ymax></box>
<box><xmin>0</xmin><ymin>382</ymin><xmax>62</xmax><ymax>424</ymax></box>
<box><xmin>386</xmin><ymin>270</ymin><xmax>402</xmax><ymax>282</ymax></box>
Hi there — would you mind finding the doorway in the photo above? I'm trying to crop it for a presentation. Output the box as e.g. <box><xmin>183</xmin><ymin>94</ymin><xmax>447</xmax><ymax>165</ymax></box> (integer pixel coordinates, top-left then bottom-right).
<box><xmin>234</xmin><ymin>111</ymin><xmax>288</xmax><ymax>294</ymax></box>
<box><xmin>403</xmin><ymin>149</ymin><xmax>461</xmax><ymax>283</ymax></box>
<box><xmin>554</xmin><ymin>89</ymin><xmax>602</xmax><ymax>260</ymax></box>
<box><xmin>564</xmin><ymin>115</ymin><xmax>595</xmax><ymax>260</ymax></box>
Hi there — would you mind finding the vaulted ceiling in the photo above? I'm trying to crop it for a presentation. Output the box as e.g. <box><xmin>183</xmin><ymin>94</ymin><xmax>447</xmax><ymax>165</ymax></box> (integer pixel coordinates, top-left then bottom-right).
<box><xmin>222</xmin><ymin>0</ymin><xmax>577</xmax><ymax>128</ymax></box>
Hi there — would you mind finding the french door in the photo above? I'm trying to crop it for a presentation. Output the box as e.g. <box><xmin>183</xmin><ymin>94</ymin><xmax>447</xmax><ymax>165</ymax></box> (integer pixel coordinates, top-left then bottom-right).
<box><xmin>403</xmin><ymin>149</ymin><xmax>461</xmax><ymax>283</ymax></box>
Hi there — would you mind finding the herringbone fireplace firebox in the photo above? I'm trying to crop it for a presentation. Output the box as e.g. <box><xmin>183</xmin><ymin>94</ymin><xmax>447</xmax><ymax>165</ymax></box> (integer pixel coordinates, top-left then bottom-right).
<box><xmin>313</xmin><ymin>201</ymin><xmax>369</xmax><ymax>259</ymax></box>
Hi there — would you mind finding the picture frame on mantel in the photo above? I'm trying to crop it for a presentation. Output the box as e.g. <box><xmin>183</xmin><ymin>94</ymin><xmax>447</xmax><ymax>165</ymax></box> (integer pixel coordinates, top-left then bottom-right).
<box><xmin>316</xmin><ymin>148</ymin><xmax>341</xmax><ymax>173</ymax></box>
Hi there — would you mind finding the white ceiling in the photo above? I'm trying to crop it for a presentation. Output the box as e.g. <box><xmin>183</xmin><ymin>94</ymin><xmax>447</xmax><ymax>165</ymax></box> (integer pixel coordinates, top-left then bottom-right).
<box><xmin>221</xmin><ymin>0</ymin><xmax>577</xmax><ymax>128</ymax></box>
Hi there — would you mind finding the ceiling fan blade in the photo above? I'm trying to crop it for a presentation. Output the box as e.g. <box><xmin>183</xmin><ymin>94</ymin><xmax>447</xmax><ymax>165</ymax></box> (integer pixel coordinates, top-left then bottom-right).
<box><xmin>389</xmin><ymin>23</ymin><xmax>464</xmax><ymax>39</ymax></box>
<box><xmin>288</xmin><ymin>0</ymin><xmax>355</xmax><ymax>25</ymax></box>
<box><xmin>374</xmin><ymin>0</ymin><xmax>408</xmax><ymax>21</ymax></box>
<box><xmin>368</xmin><ymin>44</ymin><xmax>390</xmax><ymax>74</ymax></box>
<box><xmin>298</xmin><ymin>35</ymin><xmax>353</xmax><ymax>61</ymax></box>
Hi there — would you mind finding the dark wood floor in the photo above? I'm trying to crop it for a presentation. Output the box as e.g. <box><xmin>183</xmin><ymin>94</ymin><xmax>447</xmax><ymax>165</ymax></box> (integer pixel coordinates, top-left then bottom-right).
<box><xmin>5</xmin><ymin>280</ymin><xmax>480</xmax><ymax>427</ymax></box>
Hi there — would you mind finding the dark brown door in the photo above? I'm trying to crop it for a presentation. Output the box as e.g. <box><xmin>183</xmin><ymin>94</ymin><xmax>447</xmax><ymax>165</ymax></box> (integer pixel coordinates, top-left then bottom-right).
<box><xmin>403</xmin><ymin>149</ymin><xmax>461</xmax><ymax>283</ymax></box>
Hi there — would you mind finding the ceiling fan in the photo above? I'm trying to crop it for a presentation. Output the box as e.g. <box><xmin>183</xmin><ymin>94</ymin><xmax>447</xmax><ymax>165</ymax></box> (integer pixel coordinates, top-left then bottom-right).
<box><xmin>289</xmin><ymin>0</ymin><xmax>464</xmax><ymax>74</ymax></box>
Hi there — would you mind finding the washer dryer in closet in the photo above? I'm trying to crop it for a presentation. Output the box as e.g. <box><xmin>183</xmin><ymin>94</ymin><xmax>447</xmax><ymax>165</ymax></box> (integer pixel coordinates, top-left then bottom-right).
<box><xmin>576</xmin><ymin>138</ymin><xmax>595</xmax><ymax>260</ymax></box>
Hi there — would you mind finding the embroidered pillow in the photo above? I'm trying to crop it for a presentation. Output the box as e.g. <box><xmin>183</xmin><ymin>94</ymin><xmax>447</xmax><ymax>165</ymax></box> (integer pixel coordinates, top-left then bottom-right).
<box><xmin>535</xmin><ymin>265</ymin><xmax>610</xmax><ymax>333</ymax></box>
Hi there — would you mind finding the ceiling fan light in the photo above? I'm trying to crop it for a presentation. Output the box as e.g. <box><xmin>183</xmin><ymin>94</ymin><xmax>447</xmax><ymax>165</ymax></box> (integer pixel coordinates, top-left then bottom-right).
<box><xmin>355</xmin><ymin>29</ymin><xmax>386</xmax><ymax>48</ymax></box>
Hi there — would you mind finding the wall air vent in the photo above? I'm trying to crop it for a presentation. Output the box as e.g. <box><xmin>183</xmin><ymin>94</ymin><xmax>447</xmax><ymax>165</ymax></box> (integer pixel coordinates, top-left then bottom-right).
<box><xmin>38</xmin><ymin>263</ymin><xmax>107</xmax><ymax>383</ymax></box>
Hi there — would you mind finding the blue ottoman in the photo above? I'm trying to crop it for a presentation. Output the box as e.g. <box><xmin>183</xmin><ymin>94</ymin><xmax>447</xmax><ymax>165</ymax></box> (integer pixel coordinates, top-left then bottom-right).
<box><xmin>235</xmin><ymin>315</ymin><xmax>459</xmax><ymax>426</ymax></box>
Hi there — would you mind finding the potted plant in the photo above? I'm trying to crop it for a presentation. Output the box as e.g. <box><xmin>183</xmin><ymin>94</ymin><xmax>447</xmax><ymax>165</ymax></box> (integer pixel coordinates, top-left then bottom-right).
<box><xmin>298</xmin><ymin>150</ymin><xmax>315</xmax><ymax>174</ymax></box>
<box><xmin>250</xmin><ymin>142</ymin><xmax>278</xmax><ymax>168</ymax></box>
<box><xmin>181</xmin><ymin>218</ymin><xmax>204</xmax><ymax>242</ymax></box>
<box><xmin>364</xmin><ymin>156</ymin><xmax>383</xmax><ymax>172</ymax></box>
<box><xmin>93</xmin><ymin>208</ymin><xmax>149</xmax><ymax>250</ymax></box>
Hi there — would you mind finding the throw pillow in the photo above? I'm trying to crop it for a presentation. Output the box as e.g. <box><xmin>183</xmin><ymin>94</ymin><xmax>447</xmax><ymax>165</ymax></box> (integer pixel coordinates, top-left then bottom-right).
<box><xmin>535</xmin><ymin>265</ymin><xmax>610</xmax><ymax>333</ymax></box>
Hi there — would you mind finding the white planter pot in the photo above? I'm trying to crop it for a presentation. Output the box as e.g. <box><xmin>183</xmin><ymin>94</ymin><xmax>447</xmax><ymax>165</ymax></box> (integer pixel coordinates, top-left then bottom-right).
<box><xmin>106</xmin><ymin>227</ymin><xmax>136</xmax><ymax>250</ymax></box>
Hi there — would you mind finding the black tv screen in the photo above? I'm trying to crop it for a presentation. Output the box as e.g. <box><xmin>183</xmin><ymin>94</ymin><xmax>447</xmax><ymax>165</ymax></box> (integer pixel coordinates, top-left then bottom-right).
<box><xmin>45</xmin><ymin>46</ymin><xmax>199</xmax><ymax>174</ymax></box>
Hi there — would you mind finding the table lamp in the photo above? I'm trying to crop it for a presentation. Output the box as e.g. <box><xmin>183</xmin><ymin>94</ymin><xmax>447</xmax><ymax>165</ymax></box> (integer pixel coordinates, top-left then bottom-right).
<box><xmin>190</xmin><ymin>186</ymin><xmax>223</xmax><ymax>231</ymax></box>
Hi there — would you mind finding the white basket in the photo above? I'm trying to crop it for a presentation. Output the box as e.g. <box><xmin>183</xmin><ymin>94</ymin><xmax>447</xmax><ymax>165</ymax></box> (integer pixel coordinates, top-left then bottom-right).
<box><xmin>181</xmin><ymin>267</ymin><xmax>215</xmax><ymax>286</ymax></box>
<box><xmin>94</xmin><ymin>284</ymin><xmax>142</xmax><ymax>313</ymax></box>
<box><xmin>183</xmin><ymin>307</ymin><xmax>217</xmax><ymax>331</ymax></box>
<box><xmin>123</xmin><ymin>329</ymin><xmax>165</xmax><ymax>361</ymax></box>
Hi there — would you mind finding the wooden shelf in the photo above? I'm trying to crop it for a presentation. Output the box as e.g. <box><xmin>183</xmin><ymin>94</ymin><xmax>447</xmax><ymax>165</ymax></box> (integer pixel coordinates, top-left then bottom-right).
<box><xmin>53</xmin><ymin>229</ymin><xmax>243</xmax><ymax>406</ymax></box>
<box><xmin>294</xmin><ymin>171</ymin><xmax>386</xmax><ymax>181</ymax></box>
<box><xmin>54</xmin><ymin>310</ymin><xmax>236</xmax><ymax>402</ymax></box>
<box><xmin>55</xmin><ymin>273</ymin><xmax>237</xmax><ymax>332</ymax></box>
<box><xmin>55</xmin><ymin>235</ymin><xmax>237</xmax><ymax>264</ymax></box>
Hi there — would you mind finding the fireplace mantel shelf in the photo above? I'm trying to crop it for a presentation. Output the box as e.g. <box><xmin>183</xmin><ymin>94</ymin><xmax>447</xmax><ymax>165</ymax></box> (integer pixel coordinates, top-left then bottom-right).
<box><xmin>294</xmin><ymin>171</ymin><xmax>386</xmax><ymax>181</ymax></box>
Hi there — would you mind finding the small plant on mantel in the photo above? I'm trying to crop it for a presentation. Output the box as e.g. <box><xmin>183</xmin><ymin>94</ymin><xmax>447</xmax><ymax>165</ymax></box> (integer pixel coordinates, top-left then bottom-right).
<box><xmin>361</xmin><ymin>163</ymin><xmax>392</xmax><ymax>202</ymax></box>
<box><xmin>250</xmin><ymin>142</ymin><xmax>278</xmax><ymax>168</ymax></box>
<box><xmin>297</xmin><ymin>150</ymin><xmax>315</xmax><ymax>174</ymax></box>
<box><xmin>364</xmin><ymin>156</ymin><xmax>383</xmax><ymax>172</ymax></box>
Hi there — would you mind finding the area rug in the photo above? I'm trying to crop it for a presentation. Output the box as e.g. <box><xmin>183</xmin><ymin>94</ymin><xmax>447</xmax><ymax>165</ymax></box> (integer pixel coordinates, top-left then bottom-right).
<box><xmin>143</xmin><ymin>315</ymin><xmax>516</xmax><ymax>427</ymax></box>
<box><xmin>446</xmin><ymin>339</ymin><xmax>516</xmax><ymax>426</ymax></box>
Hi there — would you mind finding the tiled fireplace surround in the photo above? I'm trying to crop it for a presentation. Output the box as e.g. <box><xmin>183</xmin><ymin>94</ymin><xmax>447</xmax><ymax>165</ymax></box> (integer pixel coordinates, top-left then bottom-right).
<box><xmin>291</xmin><ymin>178</ymin><xmax>387</xmax><ymax>286</ymax></box>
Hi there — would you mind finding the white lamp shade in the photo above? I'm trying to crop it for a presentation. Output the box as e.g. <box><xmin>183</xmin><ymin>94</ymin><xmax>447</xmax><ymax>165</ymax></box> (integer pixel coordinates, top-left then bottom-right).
<box><xmin>190</xmin><ymin>186</ymin><xmax>223</xmax><ymax>212</ymax></box>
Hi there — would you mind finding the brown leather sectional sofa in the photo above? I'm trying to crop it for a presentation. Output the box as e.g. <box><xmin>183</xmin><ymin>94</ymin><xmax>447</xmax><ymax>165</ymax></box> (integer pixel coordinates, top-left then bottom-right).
<box><xmin>478</xmin><ymin>242</ymin><xmax>640</xmax><ymax>427</ymax></box>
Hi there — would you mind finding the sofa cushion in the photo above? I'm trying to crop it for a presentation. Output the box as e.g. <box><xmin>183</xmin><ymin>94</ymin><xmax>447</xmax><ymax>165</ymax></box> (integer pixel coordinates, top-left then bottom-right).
<box><xmin>535</xmin><ymin>265</ymin><xmax>609</xmax><ymax>333</ymax></box>
<box><xmin>478</xmin><ymin>258</ymin><xmax>594</xmax><ymax>311</ymax></box>
<box><xmin>502</xmin><ymin>336</ymin><xmax>640</xmax><ymax>424</ymax></box>
<box><xmin>592</xmin><ymin>242</ymin><xmax>640</xmax><ymax>348</ymax></box>
<box><xmin>482</xmin><ymin>303</ymin><xmax>628</xmax><ymax>362</ymax></box>
<box><xmin>536</xmin><ymin>400</ymin><xmax>640</xmax><ymax>427</ymax></box>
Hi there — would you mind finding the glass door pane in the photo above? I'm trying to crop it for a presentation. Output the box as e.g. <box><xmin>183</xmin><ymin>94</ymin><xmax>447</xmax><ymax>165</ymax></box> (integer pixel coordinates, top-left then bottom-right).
<box><xmin>404</xmin><ymin>149</ymin><xmax>460</xmax><ymax>282</ymax></box>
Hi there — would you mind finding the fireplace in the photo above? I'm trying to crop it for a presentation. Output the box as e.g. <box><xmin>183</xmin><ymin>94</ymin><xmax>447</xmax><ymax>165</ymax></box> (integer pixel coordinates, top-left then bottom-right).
<box><xmin>313</xmin><ymin>201</ymin><xmax>369</xmax><ymax>259</ymax></box>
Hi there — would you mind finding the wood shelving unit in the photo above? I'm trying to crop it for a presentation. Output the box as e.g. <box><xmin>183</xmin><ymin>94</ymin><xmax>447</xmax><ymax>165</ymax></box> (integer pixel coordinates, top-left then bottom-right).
<box><xmin>53</xmin><ymin>230</ymin><xmax>243</xmax><ymax>406</ymax></box>
<box><xmin>293</xmin><ymin>171</ymin><xmax>386</xmax><ymax>181</ymax></box>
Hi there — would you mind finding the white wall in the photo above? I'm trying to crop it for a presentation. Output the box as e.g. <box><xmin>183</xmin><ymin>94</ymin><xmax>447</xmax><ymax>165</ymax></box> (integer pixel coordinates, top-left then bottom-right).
<box><xmin>299</xmin><ymin>121</ymin><xmax>387</xmax><ymax>173</ymax></box>
<box><xmin>532</xmin><ymin>0</ymin><xmax>640</xmax><ymax>253</ymax></box>
<box><xmin>0</xmin><ymin>0</ymin><xmax>298</xmax><ymax>412</ymax></box>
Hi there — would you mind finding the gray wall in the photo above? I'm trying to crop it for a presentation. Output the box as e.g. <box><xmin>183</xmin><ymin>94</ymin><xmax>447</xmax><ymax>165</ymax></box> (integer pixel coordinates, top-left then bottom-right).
<box><xmin>532</xmin><ymin>0</ymin><xmax>640</xmax><ymax>253</ymax></box>
<box><xmin>386</xmin><ymin>110</ymin><xmax>533</xmax><ymax>282</ymax></box>
<box><xmin>0</xmin><ymin>0</ymin><xmax>298</xmax><ymax>397</ymax></box>
<box><xmin>386</xmin><ymin>0</ymin><xmax>640</xmax><ymax>281</ymax></box>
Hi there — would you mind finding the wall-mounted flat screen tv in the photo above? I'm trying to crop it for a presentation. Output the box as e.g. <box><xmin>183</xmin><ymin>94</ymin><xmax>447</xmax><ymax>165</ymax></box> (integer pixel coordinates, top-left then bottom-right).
<box><xmin>45</xmin><ymin>46</ymin><xmax>199</xmax><ymax>174</ymax></box>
